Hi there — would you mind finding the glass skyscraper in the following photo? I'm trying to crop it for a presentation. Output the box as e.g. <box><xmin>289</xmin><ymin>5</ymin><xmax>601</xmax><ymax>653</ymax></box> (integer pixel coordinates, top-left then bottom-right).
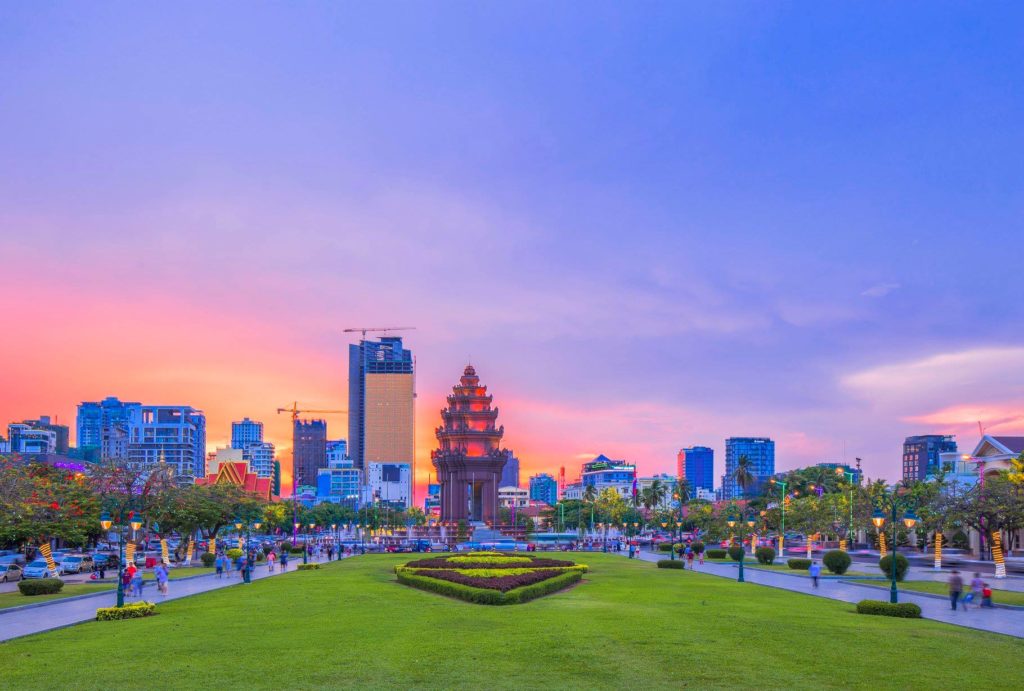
<box><xmin>723</xmin><ymin>437</ymin><xmax>775</xmax><ymax>499</ymax></box>
<box><xmin>529</xmin><ymin>473</ymin><xmax>558</xmax><ymax>505</ymax></box>
<box><xmin>348</xmin><ymin>337</ymin><xmax>415</xmax><ymax>473</ymax></box>
<box><xmin>678</xmin><ymin>446</ymin><xmax>714</xmax><ymax>495</ymax></box>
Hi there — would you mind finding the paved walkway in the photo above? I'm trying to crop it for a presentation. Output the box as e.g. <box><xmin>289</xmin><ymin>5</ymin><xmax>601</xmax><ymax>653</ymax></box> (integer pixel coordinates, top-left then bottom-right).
<box><xmin>632</xmin><ymin>550</ymin><xmax>1023</xmax><ymax>638</ymax></box>
<box><xmin>0</xmin><ymin>555</ymin><xmax>336</xmax><ymax>643</ymax></box>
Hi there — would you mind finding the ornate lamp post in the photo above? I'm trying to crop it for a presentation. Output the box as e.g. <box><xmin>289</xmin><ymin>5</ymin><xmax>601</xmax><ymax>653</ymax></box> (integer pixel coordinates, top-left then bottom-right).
<box><xmin>836</xmin><ymin>467</ymin><xmax>857</xmax><ymax>550</ymax></box>
<box><xmin>769</xmin><ymin>478</ymin><xmax>789</xmax><ymax>556</ymax></box>
<box><xmin>100</xmin><ymin>510</ymin><xmax>143</xmax><ymax>608</ymax></box>
<box><xmin>726</xmin><ymin>513</ymin><xmax>747</xmax><ymax>583</ymax></box>
<box><xmin>871</xmin><ymin>496</ymin><xmax>918</xmax><ymax>603</ymax></box>
<box><xmin>307</xmin><ymin>523</ymin><xmax>316</xmax><ymax>563</ymax></box>
<box><xmin>746</xmin><ymin>514</ymin><xmax>756</xmax><ymax>558</ymax></box>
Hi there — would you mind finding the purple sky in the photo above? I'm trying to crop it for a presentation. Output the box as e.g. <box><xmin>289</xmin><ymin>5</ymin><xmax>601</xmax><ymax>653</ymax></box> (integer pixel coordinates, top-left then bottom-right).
<box><xmin>1</xmin><ymin>3</ymin><xmax>1023</xmax><ymax>487</ymax></box>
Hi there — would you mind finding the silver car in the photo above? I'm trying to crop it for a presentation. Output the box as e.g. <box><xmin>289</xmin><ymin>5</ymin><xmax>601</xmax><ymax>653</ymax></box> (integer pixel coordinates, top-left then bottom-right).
<box><xmin>22</xmin><ymin>560</ymin><xmax>59</xmax><ymax>579</ymax></box>
<box><xmin>0</xmin><ymin>563</ymin><xmax>23</xmax><ymax>582</ymax></box>
<box><xmin>59</xmin><ymin>555</ymin><xmax>94</xmax><ymax>574</ymax></box>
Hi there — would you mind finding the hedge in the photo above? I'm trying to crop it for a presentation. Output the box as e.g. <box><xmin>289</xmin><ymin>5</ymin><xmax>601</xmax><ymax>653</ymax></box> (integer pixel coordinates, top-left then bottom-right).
<box><xmin>397</xmin><ymin>568</ymin><xmax>582</xmax><ymax>605</ymax></box>
<box><xmin>657</xmin><ymin>560</ymin><xmax>684</xmax><ymax>569</ymax></box>
<box><xmin>823</xmin><ymin>549</ymin><xmax>852</xmax><ymax>575</ymax></box>
<box><xmin>226</xmin><ymin>548</ymin><xmax>243</xmax><ymax>560</ymax></box>
<box><xmin>879</xmin><ymin>553</ymin><xmax>909</xmax><ymax>581</ymax></box>
<box><xmin>96</xmin><ymin>601</ymin><xmax>157</xmax><ymax>621</ymax></box>
<box><xmin>727</xmin><ymin>545</ymin><xmax>745</xmax><ymax>562</ymax></box>
<box><xmin>856</xmin><ymin>600</ymin><xmax>921</xmax><ymax>618</ymax></box>
<box><xmin>200</xmin><ymin>552</ymin><xmax>217</xmax><ymax>567</ymax></box>
<box><xmin>19</xmin><ymin>578</ymin><xmax>64</xmax><ymax>596</ymax></box>
<box><xmin>657</xmin><ymin>543</ymin><xmax>673</xmax><ymax>552</ymax></box>
<box><xmin>705</xmin><ymin>549</ymin><xmax>727</xmax><ymax>559</ymax></box>
<box><xmin>787</xmin><ymin>558</ymin><xmax>812</xmax><ymax>570</ymax></box>
<box><xmin>691</xmin><ymin>541</ymin><xmax>705</xmax><ymax>554</ymax></box>
<box><xmin>755</xmin><ymin>547</ymin><xmax>776</xmax><ymax>565</ymax></box>
<box><xmin>297</xmin><ymin>563</ymin><xmax>321</xmax><ymax>571</ymax></box>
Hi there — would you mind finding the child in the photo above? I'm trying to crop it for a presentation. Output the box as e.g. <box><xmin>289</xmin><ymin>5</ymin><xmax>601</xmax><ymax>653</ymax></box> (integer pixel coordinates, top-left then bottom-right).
<box><xmin>981</xmin><ymin>583</ymin><xmax>993</xmax><ymax>608</ymax></box>
<box><xmin>963</xmin><ymin>572</ymin><xmax>983</xmax><ymax>608</ymax></box>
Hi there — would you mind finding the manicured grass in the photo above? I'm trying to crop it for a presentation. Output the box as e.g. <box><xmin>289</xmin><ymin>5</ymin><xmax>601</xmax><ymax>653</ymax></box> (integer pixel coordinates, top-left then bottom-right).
<box><xmin>849</xmin><ymin>579</ymin><xmax>1024</xmax><ymax>607</ymax></box>
<box><xmin>0</xmin><ymin>583</ymin><xmax>112</xmax><ymax>610</ymax></box>
<box><xmin>1</xmin><ymin>554</ymin><xmax>1021</xmax><ymax>689</ymax></box>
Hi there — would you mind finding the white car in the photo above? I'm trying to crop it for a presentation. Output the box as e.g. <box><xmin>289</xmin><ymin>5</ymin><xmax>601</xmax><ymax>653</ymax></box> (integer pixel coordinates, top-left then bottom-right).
<box><xmin>0</xmin><ymin>563</ymin><xmax>23</xmax><ymax>582</ymax></box>
<box><xmin>22</xmin><ymin>560</ymin><xmax>59</xmax><ymax>579</ymax></box>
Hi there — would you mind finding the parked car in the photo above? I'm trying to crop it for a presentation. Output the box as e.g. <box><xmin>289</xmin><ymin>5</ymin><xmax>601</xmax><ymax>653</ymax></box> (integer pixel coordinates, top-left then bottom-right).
<box><xmin>0</xmin><ymin>554</ymin><xmax>27</xmax><ymax>567</ymax></box>
<box><xmin>59</xmin><ymin>555</ymin><xmax>94</xmax><ymax>574</ymax></box>
<box><xmin>0</xmin><ymin>563</ymin><xmax>23</xmax><ymax>582</ymax></box>
<box><xmin>22</xmin><ymin>560</ymin><xmax>59</xmax><ymax>579</ymax></box>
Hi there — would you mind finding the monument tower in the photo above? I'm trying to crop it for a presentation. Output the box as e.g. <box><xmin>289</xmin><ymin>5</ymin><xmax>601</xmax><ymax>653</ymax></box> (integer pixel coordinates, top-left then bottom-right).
<box><xmin>431</xmin><ymin>365</ymin><xmax>508</xmax><ymax>524</ymax></box>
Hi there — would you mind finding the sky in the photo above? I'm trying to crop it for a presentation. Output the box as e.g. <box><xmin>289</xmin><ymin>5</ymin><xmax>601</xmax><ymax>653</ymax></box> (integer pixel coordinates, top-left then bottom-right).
<box><xmin>2</xmin><ymin>3</ymin><xmax>1023</xmax><ymax>499</ymax></box>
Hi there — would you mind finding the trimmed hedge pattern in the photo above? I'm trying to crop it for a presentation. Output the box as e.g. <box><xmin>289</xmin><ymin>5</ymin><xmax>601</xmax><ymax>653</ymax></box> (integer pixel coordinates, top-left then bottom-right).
<box><xmin>404</xmin><ymin>556</ymin><xmax>576</xmax><ymax>570</ymax></box>
<box><xmin>397</xmin><ymin>568</ymin><xmax>582</xmax><ymax>605</ymax></box>
<box><xmin>657</xmin><ymin>560</ymin><xmax>684</xmax><ymax>569</ymax></box>
<box><xmin>755</xmin><ymin>547</ymin><xmax>776</xmax><ymax>565</ymax></box>
<box><xmin>705</xmin><ymin>549</ymin><xmax>727</xmax><ymax>559</ymax></box>
<box><xmin>823</xmin><ymin>549</ymin><xmax>852</xmax><ymax>575</ymax></box>
<box><xmin>96</xmin><ymin>601</ymin><xmax>157</xmax><ymax>621</ymax></box>
<box><xmin>408</xmin><ymin>568</ymin><xmax>564</xmax><ymax>592</ymax></box>
<box><xmin>18</xmin><ymin>578</ymin><xmax>64</xmax><ymax>596</ymax></box>
<box><xmin>787</xmin><ymin>558</ymin><xmax>812</xmax><ymax>570</ymax></box>
<box><xmin>856</xmin><ymin>600</ymin><xmax>921</xmax><ymax>618</ymax></box>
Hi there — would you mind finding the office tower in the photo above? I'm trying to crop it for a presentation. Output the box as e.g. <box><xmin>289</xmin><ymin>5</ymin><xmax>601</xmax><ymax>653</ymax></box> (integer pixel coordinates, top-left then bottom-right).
<box><xmin>723</xmin><ymin>437</ymin><xmax>775</xmax><ymax>499</ymax></box>
<box><xmin>125</xmin><ymin>405</ymin><xmax>206</xmax><ymax>481</ymax></box>
<box><xmin>231</xmin><ymin>417</ymin><xmax>264</xmax><ymax>448</ymax></box>
<box><xmin>529</xmin><ymin>473</ymin><xmax>558</xmax><ymax>505</ymax></box>
<box><xmin>500</xmin><ymin>450</ymin><xmax>520</xmax><ymax>488</ymax></box>
<box><xmin>230</xmin><ymin>417</ymin><xmax>274</xmax><ymax>478</ymax></box>
<box><xmin>678</xmin><ymin>446</ymin><xmax>714</xmax><ymax>495</ymax></box>
<box><xmin>317</xmin><ymin>442</ymin><xmax>361</xmax><ymax>507</ymax></box>
<box><xmin>902</xmin><ymin>435</ymin><xmax>957</xmax><ymax>482</ymax></box>
<box><xmin>272</xmin><ymin>461</ymin><xmax>281</xmax><ymax>496</ymax></box>
<box><xmin>349</xmin><ymin>336</ymin><xmax>415</xmax><ymax>507</ymax></box>
<box><xmin>581</xmin><ymin>455</ymin><xmax>636</xmax><ymax>499</ymax></box>
<box><xmin>293</xmin><ymin>419</ymin><xmax>327</xmax><ymax>489</ymax></box>
<box><xmin>76</xmin><ymin>397</ymin><xmax>140</xmax><ymax>459</ymax></box>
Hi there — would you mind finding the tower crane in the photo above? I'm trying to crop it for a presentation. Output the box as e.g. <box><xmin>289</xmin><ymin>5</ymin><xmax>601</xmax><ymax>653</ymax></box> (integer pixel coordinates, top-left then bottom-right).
<box><xmin>343</xmin><ymin>326</ymin><xmax>416</xmax><ymax>340</ymax></box>
<box><xmin>276</xmin><ymin>402</ymin><xmax>347</xmax><ymax>424</ymax></box>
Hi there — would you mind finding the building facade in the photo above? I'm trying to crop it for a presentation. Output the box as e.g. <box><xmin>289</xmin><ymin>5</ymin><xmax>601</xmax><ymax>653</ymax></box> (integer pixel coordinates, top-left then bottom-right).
<box><xmin>348</xmin><ymin>336</ymin><xmax>415</xmax><ymax>474</ymax></box>
<box><xmin>678</xmin><ymin>446</ymin><xmax>714</xmax><ymax>495</ymax></box>
<box><xmin>317</xmin><ymin>456</ymin><xmax>362</xmax><ymax>507</ymax></box>
<box><xmin>499</xmin><ymin>486</ymin><xmax>529</xmax><ymax>508</ymax></box>
<box><xmin>722</xmin><ymin>437</ymin><xmax>775</xmax><ymax>500</ymax></box>
<box><xmin>361</xmin><ymin>462</ymin><xmax>412</xmax><ymax>509</ymax></box>
<box><xmin>293</xmin><ymin>419</ymin><xmax>327</xmax><ymax>489</ymax></box>
<box><xmin>500</xmin><ymin>451</ymin><xmax>520</xmax><ymax>488</ymax></box>
<box><xmin>581</xmin><ymin>455</ymin><xmax>636</xmax><ymax>499</ymax></box>
<box><xmin>902</xmin><ymin>435</ymin><xmax>957</xmax><ymax>482</ymax></box>
<box><xmin>6</xmin><ymin>422</ymin><xmax>57</xmax><ymax>454</ymax></box>
<box><xmin>76</xmin><ymin>397</ymin><xmax>140</xmax><ymax>459</ymax></box>
<box><xmin>125</xmin><ymin>405</ymin><xmax>207</xmax><ymax>481</ymax></box>
<box><xmin>231</xmin><ymin>417</ymin><xmax>264</xmax><ymax>448</ymax></box>
<box><xmin>529</xmin><ymin>473</ymin><xmax>558</xmax><ymax>505</ymax></box>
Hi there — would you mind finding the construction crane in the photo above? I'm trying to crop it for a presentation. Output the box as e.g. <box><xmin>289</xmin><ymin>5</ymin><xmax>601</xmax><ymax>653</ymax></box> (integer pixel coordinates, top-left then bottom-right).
<box><xmin>343</xmin><ymin>326</ymin><xmax>416</xmax><ymax>340</ymax></box>
<box><xmin>276</xmin><ymin>402</ymin><xmax>347</xmax><ymax>424</ymax></box>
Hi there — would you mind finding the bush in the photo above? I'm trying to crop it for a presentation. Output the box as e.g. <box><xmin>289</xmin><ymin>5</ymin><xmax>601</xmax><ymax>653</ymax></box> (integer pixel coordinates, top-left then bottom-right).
<box><xmin>225</xmin><ymin>548</ymin><xmax>243</xmax><ymax>560</ymax></box>
<box><xmin>297</xmin><ymin>563</ymin><xmax>321</xmax><ymax>570</ymax></box>
<box><xmin>657</xmin><ymin>543</ymin><xmax>673</xmax><ymax>552</ymax></box>
<box><xmin>706</xmin><ymin>549</ymin><xmax>727</xmax><ymax>559</ymax></box>
<box><xmin>200</xmin><ymin>553</ymin><xmax>216</xmax><ymax>567</ymax></box>
<box><xmin>951</xmin><ymin>531</ymin><xmax>970</xmax><ymax>550</ymax></box>
<box><xmin>290</xmin><ymin>546</ymin><xmax>306</xmax><ymax>555</ymax></box>
<box><xmin>727</xmin><ymin>545</ymin><xmax>745</xmax><ymax>562</ymax></box>
<box><xmin>18</xmin><ymin>578</ymin><xmax>64</xmax><ymax>596</ymax></box>
<box><xmin>878</xmin><ymin>553</ymin><xmax>909</xmax><ymax>581</ymax></box>
<box><xmin>691</xmin><ymin>541</ymin><xmax>705</xmax><ymax>554</ymax></box>
<box><xmin>96</xmin><ymin>601</ymin><xmax>157</xmax><ymax>621</ymax></box>
<box><xmin>823</xmin><ymin>549</ymin><xmax>852</xmax><ymax>575</ymax></box>
<box><xmin>397</xmin><ymin>567</ymin><xmax>581</xmax><ymax>605</ymax></box>
<box><xmin>755</xmin><ymin>547</ymin><xmax>776</xmax><ymax>565</ymax></box>
<box><xmin>787</xmin><ymin>558</ymin><xmax>812</xmax><ymax>570</ymax></box>
<box><xmin>856</xmin><ymin>600</ymin><xmax>921</xmax><ymax>618</ymax></box>
<box><xmin>657</xmin><ymin>559</ymin><xmax>684</xmax><ymax>569</ymax></box>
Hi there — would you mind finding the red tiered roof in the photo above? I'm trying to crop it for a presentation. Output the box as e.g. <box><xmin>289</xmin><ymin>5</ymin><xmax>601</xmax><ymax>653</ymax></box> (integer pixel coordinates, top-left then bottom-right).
<box><xmin>195</xmin><ymin>461</ymin><xmax>275</xmax><ymax>501</ymax></box>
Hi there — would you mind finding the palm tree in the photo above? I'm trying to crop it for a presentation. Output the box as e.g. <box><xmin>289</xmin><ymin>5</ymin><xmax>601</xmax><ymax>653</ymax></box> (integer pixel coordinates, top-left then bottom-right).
<box><xmin>648</xmin><ymin>478</ymin><xmax>669</xmax><ymax>510</ymax></box>
<box><xmin>732</xmin><ymin>454</ymin><xmax>756</xmax><ymax>497</ymax></box>
<box><xmin>673</xmin><ymin>478</ymin><xmax>691</xmax><ymax>506</ymax></box>
<box><xmin>582</xmin><ymin>484</ymin><xmax>598</xmax><ymax>504</ymax></box>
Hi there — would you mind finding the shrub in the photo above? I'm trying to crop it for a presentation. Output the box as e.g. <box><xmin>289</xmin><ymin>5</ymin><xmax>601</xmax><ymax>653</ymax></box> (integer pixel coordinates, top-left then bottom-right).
<box><xmin>691</xmin><ymin>541</ymin><xmax>705</xmax><ymax>554</ymax></box>
<box><xmin>878</xmin><ymin>553</ymin><xmax>909</xmax><ymax>581</ymax></box>
<box><xmin>787</xmin><ymin>558</ymin><xmax>812</xmax><ymax>570</ymax></box>
<box><xmin>200</xmin><ymin>553</ymin><xmax>216</xmax><ymax>567</ymax></box>
<box><xmin>755</xmin><ymin>547</ymin><xmax>776</xmax><ymax>565</ymax></box>
<box><xmin>705</xmin><ymin>549</ymin><xmax>727</xmax><ymax>559</ymax></box>
<box><xmin>951</xmin><ymin>531</ymin><xmax>970</xmax><ymax>550</ymax></box>
<box><xmin>18</xmin><ymin>578</ymin><xmax>64</xmax><ymax>596</ymax></box>
<box><xmin>290</xmin><ymin>546</ymin><xmax>306</xmax><ymax>555</ymax></box>
<box><xmin>823</xmin><ymin>549</ymin><xmax>852</xmax><ymax>575</ymax></box>
<box><xmin>727</xmin><ymin>545</ymin><xmax>745</xmax><ymax>562</ymax></box>
<box><xmin>657</xmin><ymin>543</ymin><xmax>673</xmax><ymax>552</ymax></box>
<box><xmin>225</xmin><ymin>548</ymin><xmax>243</xmax><ymax>560</ymax></box>
<box><xmin>297</xmin><ymin>563</ymin><xmax>321</xmax><ymax>570</ymax></box>
<box><xmin>657</xmin><ymin>559</ymin><xmax>684</xmax><ymax>569</ymax></box>
<box><xmin>397</xmin><ymin>568</ymin><xmax>581</xmax><ymax>605</ymax></box>
<box><xmin>96</xmin><ymin>601</ymin><xmax>157</xmax><ymax>621</ymax></box>
<box><xmin>856</xmin><ymin>600</ymin><xmax>921</xmax><ymax>618</ymax></box>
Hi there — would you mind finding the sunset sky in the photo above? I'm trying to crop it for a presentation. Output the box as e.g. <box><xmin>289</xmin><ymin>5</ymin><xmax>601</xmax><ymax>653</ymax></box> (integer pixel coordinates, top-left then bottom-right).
<box><xmin>2</xmin><ymin>4</ymin><xmax>1023</xmax><ymax>498</ymax></box>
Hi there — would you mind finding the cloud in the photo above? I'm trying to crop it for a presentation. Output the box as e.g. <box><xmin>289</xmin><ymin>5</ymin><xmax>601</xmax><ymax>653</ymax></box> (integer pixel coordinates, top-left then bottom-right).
<box><xmin>861</xmin><ymin>282</ymin><xmax>901</xmax><ymax>298</ymax></box>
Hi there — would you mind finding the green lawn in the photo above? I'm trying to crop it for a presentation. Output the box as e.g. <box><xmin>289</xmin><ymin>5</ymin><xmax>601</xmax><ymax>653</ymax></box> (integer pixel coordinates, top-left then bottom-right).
<box><xmin>1</xmin><ymin>554</ymin><xmax>1021</xmax><ymax>689</ymax></box>
<box><xmin>0</xmin><ymin>583</ymin><xmax>112</xmax><ymax>610</ymax></box>
<box><xmin>849</xmin><ymin>579</ymin><xmax>1024</xmax><ymax>607</ymax></box>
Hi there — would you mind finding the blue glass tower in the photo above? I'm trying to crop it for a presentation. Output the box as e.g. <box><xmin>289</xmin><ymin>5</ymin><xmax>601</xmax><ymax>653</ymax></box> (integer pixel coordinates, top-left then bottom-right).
<box><xmin>723</xmin><ymin>437</ymin><xmax>775</xmax><ymax>499</ymax></box>
<box><xmin>679</xmin><ymin>446</ymin><xmax>714</xmax><ymax>495</ymax></box>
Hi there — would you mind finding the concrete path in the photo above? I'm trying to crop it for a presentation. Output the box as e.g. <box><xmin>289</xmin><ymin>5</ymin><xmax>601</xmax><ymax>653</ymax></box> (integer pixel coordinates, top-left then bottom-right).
<box><xmin>0</xmin><ymin>555</ymin><xmax>337</xmax><ymax>643</ymax></box>
<box><xmin>632</xmin><ymin>550</ymin><xmax>1023</xmax><ymax>638</ymax></box>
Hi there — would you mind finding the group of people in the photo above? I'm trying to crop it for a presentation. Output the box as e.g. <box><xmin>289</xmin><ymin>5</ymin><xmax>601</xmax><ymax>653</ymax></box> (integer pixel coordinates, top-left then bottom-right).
<box><xmin>948</xmin><ymin>570</ymin><xmax>995</xmax><ymax>610</ymax></box>
<box><xmin>121</xmin><ymin>561</ymin><xmax>169</xmax><ymax>599</ymax></box>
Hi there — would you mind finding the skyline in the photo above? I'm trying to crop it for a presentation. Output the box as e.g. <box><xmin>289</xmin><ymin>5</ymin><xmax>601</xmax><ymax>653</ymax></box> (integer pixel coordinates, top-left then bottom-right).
<box><xmin>3</xmin><ymin>4</ymin><xmax>1024</xmax><ymax>495</ymax></box>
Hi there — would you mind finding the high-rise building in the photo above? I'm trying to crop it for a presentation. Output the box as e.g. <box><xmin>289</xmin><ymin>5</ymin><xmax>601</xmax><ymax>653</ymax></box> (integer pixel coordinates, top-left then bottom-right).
<box><xmin>348</xmin><ymin>336</ymin><xmax>415</xmax><ymax>468</ymax></box>
<box><xmin>722</xmin><ymin>437</ymin><xmax>775</xmax><ymax>500</ymax></box>
<box><xmin>293</xmin><ymin>419</ymin><xmax>327</xmax><ymax>489</ymax></box>
<box><xmin>529</xmin><ymin>473</ymin><xmax>558</xmax><ymax>505</ymax></box>
<box><xmin>231</xmin><ymin>418</ymin><xmax>263</xmax><ymax>448</ymax></box>
<box><xmin>678</xmin><ymin>446</ymin><xmax>714</xmax><ymax>495</ymax></box>
<box><xmin>125</xmin><ymin>405</ymin><xmax>207</xmax><ymax>481</ymax></box>
<box><xmin>361</xmin><ymin>462</ymin><xmax>412</xmax><ymax>509</ymax></box>
<box><xmin>76</xmin><ymin>397</ymin><xmax>140</xmax><ymax>458</ymax></box>
<box><xmin>581</xmin><ymin>455</ymin><xmax>636</xmax><ymax>499</ymax></box>
<box><xmin>902</xmin><ymin>435</ymin><xmax>957</xmax><ymax>482</ymax></box>
<box><xmin>7</xmin><ymin>422</ymin><xmax>57</xmax><ymax>454</ymax></box>
<box><xmin>317</xmin><ymin>442</ymin><xmax>361</xmax><ymax>507</ymax></box>
<box><xmin>500</xmin><ymin>450</ymin><xmax>520</xmax><ymax>488</ymax></box>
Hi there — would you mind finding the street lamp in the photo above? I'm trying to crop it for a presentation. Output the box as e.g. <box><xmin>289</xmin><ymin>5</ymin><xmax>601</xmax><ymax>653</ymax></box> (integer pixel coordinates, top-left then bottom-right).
<box><xmin>871</xmin><ymin>498</ymin><xmax>919</xmax><ymax>603</ymax></box>
<box><xmin>726</xmin><ymin>513</ymin><xmax>748</xmax><ymax>583</ymax></box>
<box><xmin>770</xmin><ymin>478</ymin><xmax>789</xmax><ymax>556</ymax></box>
<box><xmin>305</xmin><ymin>523</ymin><xmax>316</xmax><ymax>564</ymax></box>
<box><xmin>746</xmin><ymin>514</ymin><xmax>756</xmax><ymax>558</ymax></box>
<box><xmin>100</xmin><ymin>509</ymin><xmax>142</xmax><ymax>608</ymax></box>
<box><xmin>836</xmin><ymin>467</ymin><xmax>857</xmax><ymax>551</ymax></box>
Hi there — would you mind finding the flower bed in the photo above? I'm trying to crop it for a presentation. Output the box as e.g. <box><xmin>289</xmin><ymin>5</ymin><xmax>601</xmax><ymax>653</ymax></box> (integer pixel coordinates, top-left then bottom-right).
<box><xmin>397</xmin><ymin>553</ymin><xmax>587</xmax><ymax>605</ymax></box>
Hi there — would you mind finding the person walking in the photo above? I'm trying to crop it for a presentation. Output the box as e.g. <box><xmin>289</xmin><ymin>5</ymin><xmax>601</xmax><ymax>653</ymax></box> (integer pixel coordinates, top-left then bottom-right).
<box><xmin>280</xmin><ymin>550</ymin><xmax>289</xmax><ymax>572</ymax></box>
<box><xmin>948</xmin><ymin>569</ymin><xmax>964</xmax><ymax>611</ymax></box>
<box><xmin>686</xmin><ymin>547</ymin><xmax>695</xmax><ymax>570</ymax></box>
<box><xmin>267</xmin><ymin>550</ymin><xmax>276</xmax><ymax>573</ymax></box>
<box><xmin>131</xmin><ymin>568</ymin><xmax>144</xmax><ymax>599</ymax></box>
<box><xmin>154</xmin><ymin>563</ymin><xmax>169</xmax><ymax>598</ymax></box>
<box><xmin>215</xmin><ymin>554</ymin><xmax>225</xmax><ymax>578</ymax></box>
<box><xmin>809</xmin><ymin>560</ymin><xmax>822</xmax><ymax>588</ymax></box>
<box><xmin>964</xmin><ymin>572</ymin><xmax>983</xmax><ymax>609</ymax></box>
<box><xmin>981</xmin><ymin>583</ymin><xmax>993</xmax><ymax>608</ymax></box>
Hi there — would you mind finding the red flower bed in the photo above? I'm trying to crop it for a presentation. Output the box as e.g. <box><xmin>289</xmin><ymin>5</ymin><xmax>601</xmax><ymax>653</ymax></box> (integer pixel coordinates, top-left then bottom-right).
<box><xmin>411</xmin><ymin>568</ymin><xmax>564</xmax><ymax>592</ymax></box>
<box><xmin>404</xmin><ymin>557</ymin><xmax>576</xmax><ymax>569</ymax></box>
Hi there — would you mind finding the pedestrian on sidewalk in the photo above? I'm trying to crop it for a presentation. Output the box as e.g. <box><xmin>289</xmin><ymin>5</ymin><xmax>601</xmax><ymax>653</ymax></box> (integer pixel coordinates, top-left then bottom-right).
<box><xmin>964</xmin><ymin>572</ymin><xmax>983</xmax><ymax>608</ymax></box>
<box><xmin>280</xmin><ymin>550</ymin><xmax>289</xmax><ymax>572</ymax></box>
<box><xmin>948</xmin><ymin>569</ymin><xmax>963</xmax><ymax>610</ymax></box>
<box><xmin>154</xmin><ymin>563</ymin><xmax>169</xmax><ymax>597</ymax></box>
<box><xmin>981</xmin><ymin>583</ymin><xmax>993</xmax><ymax>608</ymax></box>
<box><xmin>686</xmin><ymin>547</ymin><xmax>695</xmax><ymax>570</ymax></box>
<box><xmin>809</xmin><ymin>560</ymin><xmax>822</xmax><ymax>588</ymax></box>
<box><xmin>131</xmin><ymin>569</ymin><xmax>144</xmax><ymax>599</ymax></box>
<box><xmin>267</xmin><ymin>550</ymin><xmax>276</xmax><ymax>573</ymax></box>
<box><xmin>628</xmin><ymin>542</ymin><xmax>635</xmax><ymax>559</ymax></box>
<box><xmin>215</xmin><ymin>554</ymin><xmax>225</xmax><ymax>578</ymax></box>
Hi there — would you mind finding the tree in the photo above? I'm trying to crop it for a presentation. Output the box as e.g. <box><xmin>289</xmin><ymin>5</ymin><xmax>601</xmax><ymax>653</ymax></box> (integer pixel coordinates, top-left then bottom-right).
<box><xmin>731</xmin><ymin>454</ymin><xmax>756</xmax><ymax>498</ymax></box>
<box><xmin>582</xmin><ymin>484</ymin><xmax>598</xmax><ymax>504</ymax></box>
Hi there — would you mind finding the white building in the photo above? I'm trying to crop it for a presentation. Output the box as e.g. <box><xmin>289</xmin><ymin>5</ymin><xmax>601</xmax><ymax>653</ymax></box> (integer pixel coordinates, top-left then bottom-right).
<box><xmin>499</xmin><ymin>486</ymin><xmax>529</xmax><ymax>508</ymax></box>
<box><xmin>126</xmin><ymin>405</ymin><xmax>206</xmax><ymax>482</ymax></box>
<box><xmin>361</xmin><ymin>462</ymin><xmax>412</xmax><ymax>509</ymax></box>
<box><xmin>206</xmin><ymin>447</ymin><xmax>245</xmax><ymax>476</ymax></box>
<box><xmin>6</xmin><ymin>423</ymin><xmax>56</xmax><ymax>454</ymax></box>
<box><xmin>969</xmin><ymin>436</ymin><xmax>1024</xmax><ymax>478</ymax></box>
<box><xmin>695</xmin><ymin>488</ymin><xmax>716</xmax><ymax>502</ymax></box>
<box><xmin>562</xmin><ymin>482</ymin><xmax>583</xmax><ymax>500</ymax></box>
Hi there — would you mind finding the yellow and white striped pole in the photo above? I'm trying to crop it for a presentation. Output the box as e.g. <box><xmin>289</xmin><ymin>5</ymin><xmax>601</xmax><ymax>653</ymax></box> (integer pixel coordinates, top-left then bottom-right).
<box><xmin>38</xmin><ymin>543</ymin><xmax>58</xmax><ymax>576</ymax></box>
<box><xmin>160</xmin><ymin>538</ymin><xmax>170</xmax><ymax>566</ymax></box>
<box><xmin>933</xmin><ymin>531</ymin><xmax>942</xmax><ymax>571</ymax></box>
<box><xmin>185</xmin><ymin>539</ymin><xmax>194</xmax><ymax>566</ymax></box>
<box><xmin>839</xmin><ymin>538</ymin><xmax>847</xmax><ymax>552</ymax></box>
<box><xmin>878</xmin><ymin>531</ymin><xmax>887</xmax><ymax>559</ymax></box>
<box><xmin>125</xmin><ymin>542</ymin><xmax>136</xmax><ymax>567</ymax></box>
<box><xmin>806</xmin><ymin>533</ymin><xmax>813</xmax><ymax>559</ymax></box>
<box><xmin>992</xmin><ymin>530</ymin><xmax>1006</xmax><ymax>579</ymax></box>
<box><xmin>209</xmin><ymin>537</ymin><xmax>216</xmax><ymax>557</ymax></box>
